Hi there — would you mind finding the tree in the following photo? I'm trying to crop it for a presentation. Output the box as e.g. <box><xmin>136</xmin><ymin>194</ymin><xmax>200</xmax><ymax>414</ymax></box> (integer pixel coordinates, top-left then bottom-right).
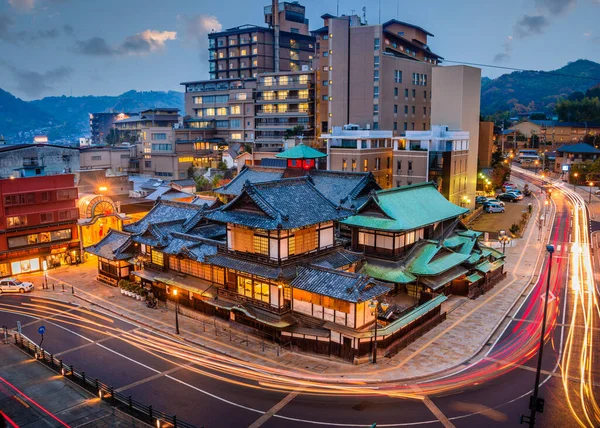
<box><xmin>244</xmin><ymin>143</ymin><xmax>253</xmax><ymax>154</ymax></box>
<box><xmin>187</xmin><ymin>164</ymin><xmax>197</xmax><ymax>179</ymax></box>
<box><xmin>529</xmin><ymin>113</ymin><xmax>547</xmax><ymax>120</ymax></box>
<box><xmin>194</xmin><ymin>176</ymin><xmax>210</xmax><ymax>191</ymax></box>
<box><xmin>491</xmin><ymin>147</ymin><xmax>503</xmax><ymax>168</ymax></box>
<box><xmin>211</xmin><ymin>174</ymin><xmax>223</xmax><ymax>188</ymax></box>
<box><xmin>284</xmin><ymin>125</ymin><xmax>305</xmax><ymax>140</ymax></box>
<box><xmin>568</xmin><ymin>91</ymin><xmax>585</xmax><ymax>102</ymax></box>
<box><xmin>586</xmin><ymin>85</ymin><xmax>600</xmax><ymax>99</ymax></box>
<box><xmin>105</xmin><ymin>128</ymin><xmax>119</xmax><ymax>146</ymax></box>
<box><xmin>555</xmin><ymin>97</ymin><xmax>600</xmax><ymax>122</ymax></box>
<box><xmin>217</xmin><ymin>161</ymin><xmax>228</xmax><ymax>171</ymax></box>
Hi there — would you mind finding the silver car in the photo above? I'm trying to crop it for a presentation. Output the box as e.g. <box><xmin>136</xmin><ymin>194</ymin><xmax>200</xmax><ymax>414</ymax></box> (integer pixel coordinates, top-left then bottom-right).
<box><xmin>0</xmin><ymin>278</ymin><xmax>34</xmax><ymax>294</ymax></box>
<box><xmin>485</xmin><ymin>203</ymin><xmax>505</xmax><ymax>214</ymax></box>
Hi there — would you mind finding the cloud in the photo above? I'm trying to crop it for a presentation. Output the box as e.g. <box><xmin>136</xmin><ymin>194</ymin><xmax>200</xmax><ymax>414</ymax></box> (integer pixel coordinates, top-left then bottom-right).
<box><xmin>74</xmin><ymin>30</ymin><xmax>177</xmax><ymax>56</ymax></box>
<box><xmin>534</xmin><ymin>0</ymin><xmax>576</xmax><ymax>15</ymax></box>
<box><xmin>494</xmin><ymin>36</ymin><xmax>513</xmax><ymax>63</ymax></box>
<box><xmin>0</xmin><ymin>12</ymin><xmax>72</xmax><ymax>45</ymax></box>
<box><xmin>0</xmin><ymin>60</ymin><xmax>72</xmax><ymax>98</ymax></box>
<box><xmin>8</xmin><ymin>0</ymin><xmax>36</xmax><ymax>11</ymax></box>
<box><xmin>181</xmin><ymin>14</ymin><xmax>222</xmax><ymax>43</ymax></box>
<box><xmin>514</xmin><ymin>15</ymin><xmax>549</xmax><ymax>38</ymax></box>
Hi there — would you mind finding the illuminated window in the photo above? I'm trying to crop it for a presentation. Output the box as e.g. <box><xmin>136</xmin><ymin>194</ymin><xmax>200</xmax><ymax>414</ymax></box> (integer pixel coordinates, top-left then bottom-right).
<box><xmin>263</xmin><ymin>104</ymin><xmax>276</xmax><ymax>113</ymax></box>
<box><xmin>298</xmin><ymin>103</ymin><xmax>309</xmax><ymax>112</ymax></box>
<box><xmin>279</xmin><ymin>75</ymin><xmax>289</xmax><ymax>85</ymax></box>
<box><xmin>352</xmin><ymin>159</ymin><xmax>356</xmax><ymax>171</ymax></box>
<box><xmin>151</xmin><ymin>250</ymin><xmax>164</xmax><ymax>266</ymax></box>
<box><xmin>193</xmin><ymin>96</ymin><xmax>202</xmax><ymax>104</ymax></box>
<box><xmin>298</xmin><ymin>89</ymin><xmax>309</xmax><ymax>99</ymax></box>
<box><xmin>230</xmin><ymin>105</ymin><xmax>242</xmax><ymax>115</ymax></box>
<box><xmin>299</xmin><ymin>75</ymin><xmax>309</xmax><ymax>84</ymax></box>
<box><xmin>277</xmin><ymin>104</ymin><xmax>288</xmax><ymax>113</ymax></box>
<box><xmin>277</xmin><ymin>90</ymin><xmax>289</xmax><ymax>100</ymax></box>
<box><xmin>363</xmin><ymin>159</ymin><xmax>368</xmax><ymax>171</ymax></box>
<box><xmin>263</xmin><ymin>76</ymin><xmax>274</xmax><ymax>86</ymax></box>
<box><xmin>253</xmin><ymin>235</ymin><xmax>269</xmax><ymax>255</ymax></box>
<box><xmin>235</xmin><ymin>92</ymin><xmax>247</xmax><ymax>100</ymax></box>
<box><xmin>205</xmin><ymin>108</ymin><xmax>215</xmax><ymax>116</ymax></box>
<box><xmin>179</xmin><ymin>157</ymin><xmax>194</xmax><ymax>163</ymax></box>
<box><xmin>240</xmin><ymin>49</ymin><xmax>247</xmax><ymax>56</ymax></box>
<box><xmin>231</xmin><ymin>133</ymin><xmax>243</xmax><ymax>140</ymax></box>
<box><xmin>252</xmin><ymin>47</ymin><xmax>258</xmax><ymax>55</ymax></box>
<box><xmin>6</xmin><ymin>216</ymin><xmax>27</xmax><ymax>228</ymax></box>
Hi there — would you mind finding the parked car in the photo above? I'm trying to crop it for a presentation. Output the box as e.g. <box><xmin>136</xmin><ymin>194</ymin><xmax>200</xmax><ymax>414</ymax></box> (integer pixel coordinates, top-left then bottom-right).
<box><xmin>498</xmin><ymin>193</ymin><xmax>521</xmax><ymax>202</ymax></box>
<box><xmin>503</xmin><ymin>185</ymin><xmax>517</xmax><ymax>193</ymax></box>
<box><xmin>483</xmin><ymin>198</ymin><xmax>505</xmax><ymax>207</ymax></box>
<box><xmin>595</xmin><ymin>189</ymin><xmax>600</xmax><ymax>196</ymax></box>
<box><xmin>485</xmin><ymin>203</ymin><xmax>505</xmax><ymax>213</ymax></box>
<box><xmin>0</xmin><ymin>278</ymin><xmax>34</xmax><ymax>294</ymax></box>
<box><xmin>507</xmin><ymin>189</ymin><xmax>523</xmax><ymax>197</ymax></box>
<box><xmin>475</xmin><ymin>196</ymin><xmax>488</xmax><ymax>204</ymax></box>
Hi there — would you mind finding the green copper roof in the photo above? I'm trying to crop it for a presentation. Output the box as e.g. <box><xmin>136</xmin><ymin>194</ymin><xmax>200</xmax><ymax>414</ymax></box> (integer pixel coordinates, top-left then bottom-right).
<box><xmin>475</xmin><ymin>260</ymin><xmax>493</xmax><ymax>273</ymax></box>
<box><xmin>342</xmin><ymin>182</ymin><xmax>469</xmax><ymax>232</ymax></box>
<box><xmin>362</xmin><ymin>263</ymin><xmax>416</xmax><ymax>284</ymax></box>
<box><xmin>479</xmin><ymin>244</ymin><xmax>506</xmax><ymax>260</ymax></box>
<box><xmin>466</xmin><ymin>272</ymin><xmax>483</xmax><ymax>283</ymax></box>
<box><xmin>405</xmin><ymin>241</ymin><xmax>471</xmax><ymax>276</ymax></box>
<box><xmin>275</xmin><ymin>144</ymin><xmax>327</xmax><ymax>159</ymax></box>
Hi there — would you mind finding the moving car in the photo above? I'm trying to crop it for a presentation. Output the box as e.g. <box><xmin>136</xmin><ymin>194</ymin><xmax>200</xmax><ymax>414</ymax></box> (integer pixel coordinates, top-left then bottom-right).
<box><xmin>485</xmin><ymin>203</ymin><xmax>505</xmax><ymax>213</ymax></box>
<box><xmin>497</xmin><ymin>193</ymin><xmax>521</xmax><ymax>202</ymax></box>
<box><xmin>0</xmin><ymin>278</ymin><xmax>34</xmax><ymax>294</ymax></box>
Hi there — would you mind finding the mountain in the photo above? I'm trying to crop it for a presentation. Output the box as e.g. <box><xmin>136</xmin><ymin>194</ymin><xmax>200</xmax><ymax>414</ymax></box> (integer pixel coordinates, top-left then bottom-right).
<box><xmin>481</xmin><ymin>59</ymin><xmax>600</xmax><ymax>116</ymax></box>
<box><xmin>0</xmin><ymin>89</ymin><xmax>185</xmax><ymax>142</ymax></box>
<box><xmin>0</xmin><ymin>88</ymin><xmax>55</xmax><ymax>137</ymax></box>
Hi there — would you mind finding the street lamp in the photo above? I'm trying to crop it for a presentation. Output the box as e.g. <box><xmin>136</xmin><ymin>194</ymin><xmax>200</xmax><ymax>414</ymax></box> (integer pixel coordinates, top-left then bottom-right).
<box><xmin>522</xmin><ymin>245</ymin><xmax>554</xmax><ymax>427</ymax></box>
<box><xmin>368</xmin><ymin>299</ymin><xmax>390</xmax><ymax>364</ymax></box>
<box><xmin>544</xmin><ymin>200</ymin><xmax>549</xmax><ymax>226</ymax></box>
<box><xmin>573</xmin><ymin>172</ymin><xmax>578</xmax><ymax>191</ymax></box>
<box><xmin>172</xmin><ymin>289</ymin><xmax>180</xmax><ymax>335</ymax></box>
<box><xmin>499</xmin><ymin>234</ymin><xmax>511</xmax><ymax>254</ymax></box>
<box><xmin>589</xmin><ymin>182</ymin><xmax>595</xmax><ymax>204</ymax></box>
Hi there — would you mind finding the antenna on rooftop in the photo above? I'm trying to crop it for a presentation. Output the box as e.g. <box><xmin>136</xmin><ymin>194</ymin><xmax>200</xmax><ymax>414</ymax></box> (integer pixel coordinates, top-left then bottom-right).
<box><xmin>362</xmin><ymin>7</ymin><xmax>367</xmax><ymax>24</ymax></box>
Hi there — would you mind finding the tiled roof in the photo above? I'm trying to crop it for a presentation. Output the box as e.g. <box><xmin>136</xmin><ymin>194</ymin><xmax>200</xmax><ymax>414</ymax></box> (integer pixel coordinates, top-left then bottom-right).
<box><xmin>215</xmin><ymin>166</ymin><xmax>380</xmax><ymax>208</ymax></box>
<box><xmin>123</xmin><ymin>200</ymin><xmax>205</xmax><ymax>234</ymax></box>
<box><xmin>205</xmin><ymin>177</ymin><xmax>353</xmax><ymax>230</ymax></box>
<box><xmin>556</xmin><ymin>143</ymin><xmax>600</xmax><ymax>154</ymax></box>
<box><xmin>310</xmin><ymin>249</ymin><xmax>364</xmax><ymax>269</ymax></box>
<box><xmin>342</xmin><ymin>182</ymin><xmax>468</xmax><ymax>231</ymax></box>
<box><xmin>361</xmin><ymin>263</ymin><xmax>416</xmax><ymax>284</ymax></box>
<box><xmin>290</xmin><ymin>266</ymin><xmax>392</xmax><ymax>303</ymax></box>
<box><xmin>404</xmin><ymin>241</ymin><xmax>470</xmax><ymax>276</ymax></box>
<box><xmin>214</xmin><ymin>166</ymin><xmax>284</xmax><ymax>196</ymax></box>
<box><xmin>84</xmin><ymin>230</ymin><xmax>132</xmax><ymax>261</ymax></box>
<box><xmin>207</xmin><ymin>254</ymin><xmax>296</xmax><ymax>279</ymax></box>
<box><xmin>275</xmin><ymin>144</ymin><xmax>327</xmax><ymax>159</ymax></box>
<box><xmin>161</xmin><ymin>234</ymin><xmax>218</xmax><ymax>262</ymax></box>
<box><xmin>419</xmin><ymin>265</ymin><xmax>468</xmax><ymax>291</ymax></box>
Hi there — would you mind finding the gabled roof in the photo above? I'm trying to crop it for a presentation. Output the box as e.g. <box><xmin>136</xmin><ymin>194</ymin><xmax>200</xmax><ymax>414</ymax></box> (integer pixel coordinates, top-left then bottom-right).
<box><xmin>84</xmin><ymin>230</ymin><xmax>133</xmax><ymax>261</ymax></box>
<box><xmin>123</xmin><ymin>200</ymin><xmax>205</xmax><ymax>234</ymax></box>
<box><xmin>342</xmin><ymin>182</ymin><xmax>468</xmax><ymax>232</ymax></box>
<box><xmin>404</xmin><ymin>241</ymin><xmax>470</xmax><ymax>276</ymax></box>
<box><xmin>556</xmin><ymin>143</ymin><xmax>600</xmax><ymax>154</ymax></box>
<box><xmin>161</xmin><ymin>233</ymin><xmax>219</xmax><ymax>262</ymax></box>
<box><xmin>214</xmin><ymin>166</ymin><xmax>381</xmax><ymax>208</ymax></box>
<box><xmin>206</xmin><ymin>177</ymin><xmax>353</xmax><ymax>230</ymax></box>
<box><xmin>290</xmin><ymin>266</ymin><xmax>392</xmax><ymax>303</ymax></box>
<box><xmin>275</xmin><ymin>144</ymin><xmax>327</xmax><ymax>159</ymax></box>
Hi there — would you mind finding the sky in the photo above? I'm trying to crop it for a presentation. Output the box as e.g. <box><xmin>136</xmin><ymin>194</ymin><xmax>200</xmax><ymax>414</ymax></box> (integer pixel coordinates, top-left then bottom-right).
<box><xmin>0</xmin><ymin>0</ymin><xmax>598</xmax><ymax>101</ymax></box>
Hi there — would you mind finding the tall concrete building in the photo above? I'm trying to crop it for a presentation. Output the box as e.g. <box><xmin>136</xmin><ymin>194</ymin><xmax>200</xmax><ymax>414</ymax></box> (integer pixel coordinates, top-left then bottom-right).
<box><xmin>89</xmin><ymin>112</ymin><xmax>132</xmax><ymax>145</ymax></box>
<box><xmin>431</xmin><ymin>65</ymin><xmax>481</xmax><ymax>209</ymax></box>
<box><xmin>208</xmin><ymin>1</ymin><xmax>315</xmax><ymax>80</ymax></box>
<box><xmin>312</xmin><ymin>15</ymin><xmax>441</xmax><ymax>136</ymax></box>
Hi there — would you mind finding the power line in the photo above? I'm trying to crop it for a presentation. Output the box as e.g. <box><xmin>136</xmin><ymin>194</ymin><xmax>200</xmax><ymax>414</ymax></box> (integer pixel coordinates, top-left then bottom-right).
<box><xmin>442</xmin><ymin>59</ymin><xmax>600</xmax><ymax>82</ymax></box>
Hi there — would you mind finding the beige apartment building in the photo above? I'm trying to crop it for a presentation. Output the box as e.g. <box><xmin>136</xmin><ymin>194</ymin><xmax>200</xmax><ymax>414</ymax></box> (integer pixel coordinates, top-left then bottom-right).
<box><xmin>478</xmin><ymin>121</ymin><xmax>494</xmax><ymax>169</ymax></box>
<box><xmin>208</xmin><ymin>2</ymin><xmax>314</xmax><ymax>80</ymax></box>
<box><xmin>431</xmin><ymin>65</ymin><xmax>481</xmax><ymax>209</ymax></box>
<box><xmin>323</xmin><ymin>125</ymin><xmax>470</xmax><ymax>204</ymax></box>
<box><xmin>312</xmin><ymin>15</ymin><xmax>440</xmax><ymax>137</ymax></box>
<box><xmin>323</xmin><ymin>127</ymin><xmax>394</xmax><ymax>188</ymax></box>
<box><xmin>80</xmin><ymin>146</ymin><xmax>135</xmax><ymax>173</ymax></box>
<box><xmin>255</xmin><ymin>70</ymin><xmax>315</xmax><ymax>149</ymax></box>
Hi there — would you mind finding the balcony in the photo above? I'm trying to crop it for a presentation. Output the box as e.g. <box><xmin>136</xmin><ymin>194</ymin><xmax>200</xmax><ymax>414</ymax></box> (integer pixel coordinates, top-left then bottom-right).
<box><xmin>256</xmin><ymin>95</ymin><xmax>312</xmax><ymax>103</ymax></box>
<box><xmin>217</xmin><ymin>288</ymin><xmax>291</xmax><ymax>315</ymax></box>
<box><xmin>256</xmin><ymin>107</ymin><xmax>312</xmax><ymax>116</ymax></box>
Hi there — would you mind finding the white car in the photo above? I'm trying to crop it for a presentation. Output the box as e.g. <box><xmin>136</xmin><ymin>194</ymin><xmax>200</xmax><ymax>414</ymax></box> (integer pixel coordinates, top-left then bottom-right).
<box><xmin>0</xmin><ymin>278</ymin><xmax>34</xmax><ymax>294</ymax></box>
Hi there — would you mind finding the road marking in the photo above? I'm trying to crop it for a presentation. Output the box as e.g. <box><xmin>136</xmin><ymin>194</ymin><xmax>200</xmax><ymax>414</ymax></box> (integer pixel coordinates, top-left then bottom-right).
<box><xmin>54</xmin><ymin>328</ymin><xmax>140</xmax><ymax>357</ymax></box>
<box><xmin>411</xmin><ymin>386</ymin><xmax>455</xmax><ymax>428</ymax></box>
<box><xmin>248</xmin><ymin>390</ymin><xmax>301</xmax><ymax>428</ymax></box>
<box><xmin>115</xmin><ymin>363</ymin><xmax>189</xmax><ymax>393</ymax></box>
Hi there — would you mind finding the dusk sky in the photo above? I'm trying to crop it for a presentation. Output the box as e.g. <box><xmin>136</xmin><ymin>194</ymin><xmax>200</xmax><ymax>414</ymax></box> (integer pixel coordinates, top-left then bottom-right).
<box><xmin>0</xmin><ymin>0</ymin><xmax>598</xmax><ymax>100</ymax></box>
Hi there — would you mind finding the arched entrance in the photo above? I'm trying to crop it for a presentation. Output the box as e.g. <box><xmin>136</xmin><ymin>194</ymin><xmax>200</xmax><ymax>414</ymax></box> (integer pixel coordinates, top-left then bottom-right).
<box><xmin>78</xmin><ymin>195</ymin><xmax>124</xmax><ymax>247</ymax></box>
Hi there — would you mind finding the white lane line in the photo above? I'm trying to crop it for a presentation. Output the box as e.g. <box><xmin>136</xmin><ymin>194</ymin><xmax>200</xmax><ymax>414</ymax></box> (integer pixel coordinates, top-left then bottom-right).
<box><xmin>115</xmin><ymin>364</ymin><xmax>189</xmax><ymax>393</ymax></box>
<box><xmin>248</xmin><ymin>390</ymin><xmax>301</xmax><ymax>428</ymax></box>
<box><xmin>411</xmin><ymin>385</ymin><xmax>455</xmax><ymax>428</ymax></box>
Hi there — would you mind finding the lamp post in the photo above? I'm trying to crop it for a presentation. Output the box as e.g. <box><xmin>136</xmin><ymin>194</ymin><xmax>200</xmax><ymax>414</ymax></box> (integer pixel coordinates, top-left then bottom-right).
<box><xmin>544</xmin><ymin>200</ymin><xmax>549</xmax><ymax>226</ymax></box>
<box><xmin>523</xmin><ymin>245</ymin><xmax>554</xmax><ymax>427</ymax></box>
<box><xmin>589</xmin><ymin>182</ymin><xmax>595</xmax><ymax>204</ymax></box>
<box><xmin>573</xmin><ymin>172</ymin><xmax>578</xmax><ymax>191</ymax></box>
<box><xmin>499</xmin><ymin>234</ymin><xmax>511</xmax><ymax>254</ymax></box>
<box><xmin>172</xmin><ymin>289</ymin><xmax>180</xmax><ymax>335</ymax></box>
<box><xmin>368</xmin><ymin>299</ymin><xmax>390</xmax><ymax>364</ymax></box>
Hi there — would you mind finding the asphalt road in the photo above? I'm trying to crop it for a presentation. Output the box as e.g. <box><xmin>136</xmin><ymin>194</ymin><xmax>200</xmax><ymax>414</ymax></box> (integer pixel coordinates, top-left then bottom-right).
<box><xmin>0</xmin><ymin>172</ymin><xmax>595</xmax><ymax>428</ymax></box>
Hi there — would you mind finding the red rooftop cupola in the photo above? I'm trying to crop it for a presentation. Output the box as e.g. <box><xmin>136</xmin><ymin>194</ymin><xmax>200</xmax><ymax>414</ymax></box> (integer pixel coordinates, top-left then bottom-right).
<box><xmin>275</xmin><ymin>144</ymin><xmax>327</xmax><ymax>171</ymax></box>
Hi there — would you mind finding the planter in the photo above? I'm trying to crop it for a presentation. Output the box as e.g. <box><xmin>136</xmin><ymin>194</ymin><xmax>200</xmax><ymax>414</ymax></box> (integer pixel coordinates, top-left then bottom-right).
<box><xmin>136</xmin><ymin>294</ymin><xmax>142</xmax><ymax>300</ymax></box>
<box><xmin>120</xmin><ymin>289</ymin><xmax>125</xmax><ymax>295</ymax></box>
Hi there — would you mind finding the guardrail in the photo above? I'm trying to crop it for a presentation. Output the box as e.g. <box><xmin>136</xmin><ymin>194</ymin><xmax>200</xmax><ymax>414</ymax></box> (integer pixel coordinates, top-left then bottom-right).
<box><xmin>13</xmin><ymin>332</ymin><xmax>196</xmax><ymax>428</ymax></box>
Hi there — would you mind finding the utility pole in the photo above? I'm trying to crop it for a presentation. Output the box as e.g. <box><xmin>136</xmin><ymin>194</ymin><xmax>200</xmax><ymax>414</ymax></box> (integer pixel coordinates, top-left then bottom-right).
<box><xmin>521</xmin><ymin>245</ymin><xmax>554</xmax><ymax>427</ymax></box>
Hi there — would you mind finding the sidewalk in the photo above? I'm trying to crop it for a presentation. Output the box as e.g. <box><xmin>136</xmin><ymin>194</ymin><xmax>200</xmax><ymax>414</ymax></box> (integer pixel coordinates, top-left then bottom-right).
<box><xmin>0</xmin><ymin>337</ymin><xmax>148</xmax><ymax>427</ymax></box>
<box><xmin>572</xmin><ymin>184</ymin><xmax>600</xmax><ymax>221</ymax></box>
<box><xmin>11</xmin><ymin>180</ymin><xmax>549</xmax><ymax>383</ymax></box>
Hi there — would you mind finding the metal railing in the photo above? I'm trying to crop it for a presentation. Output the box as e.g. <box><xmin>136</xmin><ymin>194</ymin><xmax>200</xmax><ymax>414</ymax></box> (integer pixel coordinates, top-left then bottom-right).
<box><xmin>217</xmin><ymin>288</ymin><xmax>291</xmax><ymax>314</ymax></box>
<box><xmin>13</xmin><ymin>332</ymin><xmax>196</xmax><ymax>428</ymax></box>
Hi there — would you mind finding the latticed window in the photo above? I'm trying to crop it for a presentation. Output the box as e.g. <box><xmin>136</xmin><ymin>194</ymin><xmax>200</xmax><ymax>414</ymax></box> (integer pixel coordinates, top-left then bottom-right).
<box><xmin>253</xmin><ymin>235</ymin><xmax>269</xmax><ymax>255</ymax></box>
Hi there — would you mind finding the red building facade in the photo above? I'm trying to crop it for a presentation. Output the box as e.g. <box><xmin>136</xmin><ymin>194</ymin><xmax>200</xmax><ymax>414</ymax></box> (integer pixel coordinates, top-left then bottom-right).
<box><xmin>0</xmin><ymin>174</ymin><xmax>80</xmax><ymax>277</ymax></box>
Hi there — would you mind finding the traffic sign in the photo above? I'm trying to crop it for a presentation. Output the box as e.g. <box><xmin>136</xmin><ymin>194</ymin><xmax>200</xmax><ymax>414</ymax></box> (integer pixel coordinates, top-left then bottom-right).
<box><xmin>38</xmin><ymin>325</ymin><xmax>46</xmax><ymax>335</ymax></box>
